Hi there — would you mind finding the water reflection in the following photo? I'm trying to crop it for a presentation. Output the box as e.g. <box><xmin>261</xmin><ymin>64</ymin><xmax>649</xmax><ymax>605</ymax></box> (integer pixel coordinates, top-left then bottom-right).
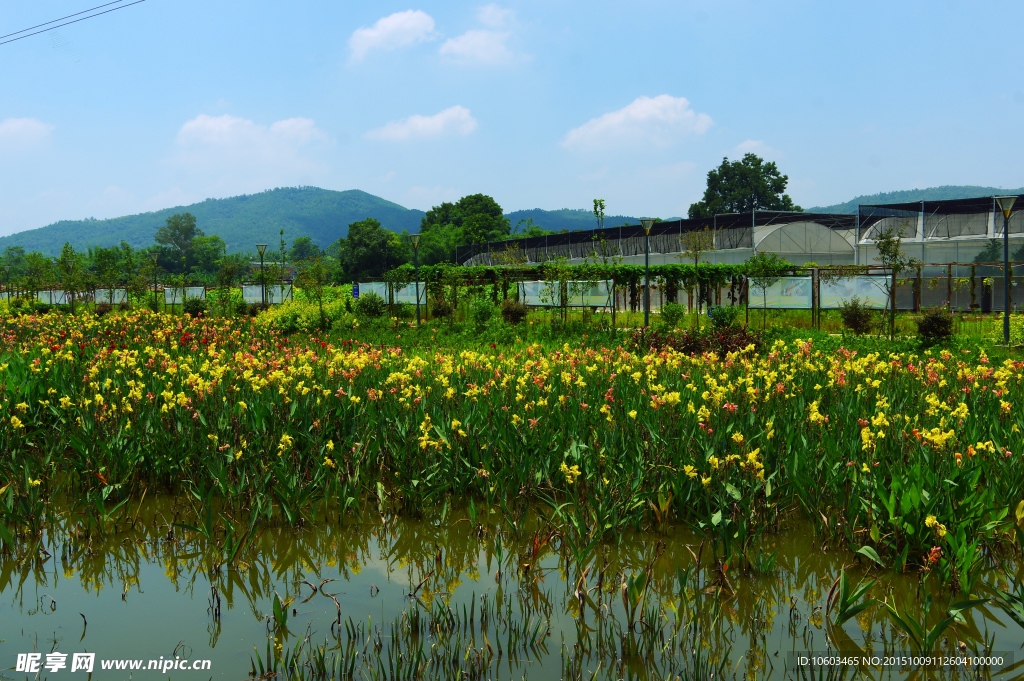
<box><xmin>0</xmin><ymin>495</ymin><xmax>1018</xmax><ymax>679</ymax></box>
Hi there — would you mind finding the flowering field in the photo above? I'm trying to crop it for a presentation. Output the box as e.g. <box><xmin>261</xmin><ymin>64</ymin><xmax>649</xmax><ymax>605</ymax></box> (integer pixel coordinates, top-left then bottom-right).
<box><xmin>0</xmin><ymin>310</ymin><xmax>1021</xmax><ymax>586</ymax></box>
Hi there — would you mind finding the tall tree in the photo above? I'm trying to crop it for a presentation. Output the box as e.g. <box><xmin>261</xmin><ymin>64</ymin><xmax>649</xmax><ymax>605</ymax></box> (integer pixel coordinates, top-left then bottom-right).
<box><xmin>418</xmin><ymin>193</ymin><xmax>510</xmax><ymax>264</ymax></box>
<box><xmin>154</xmin><ymin>213</ymin><xmax>203</xmax><ymax>259</ymax></box>
<box><xmin>688</xmin><ymin>154</ymin><xmax>802</xmax><ymax>218</ymax></box>
<box><xmin>290</xmin><ymin>236</ymin><xmax>321</xmax><ymax>262</ymax></box>
<box><xmin>190</xmin><ymin>235</ymin><xmax>227</xmax><ymax>274</ymax></box>
<box><xmin>336</xmin><ymin>218</ymin><xmax>410</xmax><ymax>281</ymax></box>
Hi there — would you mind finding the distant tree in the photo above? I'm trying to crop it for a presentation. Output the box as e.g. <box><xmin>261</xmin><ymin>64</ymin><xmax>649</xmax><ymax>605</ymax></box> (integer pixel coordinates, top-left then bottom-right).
<box><xmin>336</xmin><ymin>218</ymin><xmax>410</xmax><ymax>281</ymax></box>
<box><xmin>190</xmin><ymin>235</ymin><xmax>227</xmax><ymax>274</ymax></box>
<box><xmin>93</xmin><ymin>246</ymin><xmax>121</xmax><ymax>293</ymax></box>
<box><xmin>974</xmin><ymin>239</ymin><xmax>1002</xmax><ymax>264</ymax></box>
<box><xmin>1</xmin><ymin>246</ymin><xmax>27</xmax><ymax>277</ymax></box>
<box><xmin>745</xmin><ymin>250</ymin><xmax>789</xmax><ymax>329</ymax></box>
<box><xmin>873</xmin><ymin>224</ymin><xmax>919</xmax><ymax>338</ymax></box>
<box><xmin>688</xmin><ymin>154</ymin><xmax>802</xmax><ymax>218</ymax></box>
<box><xmin>290</xmin><ymin>236</ymin><xmax>321</xmax><ymax>262</ymax></box>
<box><xmin>510</xmin><ymin>217</ymin><xmax>553</xmax><ymax>239</ymax></box>
<box><xmin>155</xmin><ymin>213</ymin><xmax>203</xmax><ymax>259</ymax></box>
<box><xmin>214</xmin><ymin>246</ymin><xmax>243</xmax><ymax>316</ymax></box>
<box><xmin>419</xmin><ymin>194</ymin><xmax>511</xmax><ymax>263</ymax></box>
<box><xmin>679</xmin><ymin>226</ymin><xmax>717</xmax><ymax>265</ymax></box>
<box><xmin>56</xmin><ymin>242</ymin><xmax>89</xmax><ymax>311</ymax></box>
<box><xmin>295</xmin><ymin>256</ymin><xmax>330</xmax><ymax>329</ymax></box>
<box><xmin>24</xmin><ymin>251</ymin><xmax>54</xmax><ymax>297</ymax></box>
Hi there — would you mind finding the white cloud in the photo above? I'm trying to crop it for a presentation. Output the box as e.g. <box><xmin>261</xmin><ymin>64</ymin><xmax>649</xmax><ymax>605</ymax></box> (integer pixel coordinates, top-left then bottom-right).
<box><xmin>478</xmin><ymin>4</ymin><xmax>513</xmax><ymax>27</ymax></box>
<box><xmin>0</xmin><ymin>117</ymin><xmax>54</xmax><ymax>148</ymax></box>
<box><xmin>177</xmin><ymin>114</ymin><xmax>326</xmax><ymax>149</ymax></box>
<box><xmin>172</xmin><ymin>114</ymin><xmax>330</xmax><ymax>190</ymax></box>
<box><xmin>439</xmin><ymin>29</ymin><xmax>512</xmax><ymax>64</ymax></box>
<box><xmin>561</xmin><ymin>95</ymin><xmax>713</xmax><ymax>151</ymax></box>
<box><xmin>365</xmin><ymin>106</ymin><xmax>477</xmax><ymax>141</ymax></box>
<box><xmin>349</xmin><ymin>10</ymin><xmax>435</xmax><ymax>62</ymax></box>
<box><xmin>732</xmin><ymin>139</ymin><xmax>779</xmax><ymax>158</ymax></box>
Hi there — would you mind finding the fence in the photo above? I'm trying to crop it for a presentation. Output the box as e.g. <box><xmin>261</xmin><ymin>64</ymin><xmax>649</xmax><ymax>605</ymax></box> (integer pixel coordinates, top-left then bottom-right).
<box><xmin>241</xmin><ymin>284</ymin><xmax>293</xmax><ymax>305</ymax></box>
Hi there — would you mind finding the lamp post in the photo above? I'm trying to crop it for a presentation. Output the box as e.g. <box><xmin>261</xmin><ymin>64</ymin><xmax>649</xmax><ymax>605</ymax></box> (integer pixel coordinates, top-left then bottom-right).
<box><xmin>256</xmin><ymin>243</ymin><xmax>268</xmax><ymax>308</ymax></box>
<box><xmin>411</xmin><ymin>234</ymin><xmax>421</xmax><ymax>326</ymax></box>
<box><xmin>995</xmin><ymin>196</ymin><xmax>1017</xmax><ymax>344</ymax></box>
<box><xmin>640</xmin><ymin>219</ymin><xmax>655</xmax><ymax>327</ymax></box>
<box><xmin>150</xmin><ymin>252</ymin><xmax>158</xmax><ymax>312</ymax></box>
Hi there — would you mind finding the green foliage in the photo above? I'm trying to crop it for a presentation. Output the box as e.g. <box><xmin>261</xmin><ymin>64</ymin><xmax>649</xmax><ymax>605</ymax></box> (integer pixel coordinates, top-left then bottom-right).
<box><xmin>190</xmin><ymin>235</ymin><xmax>227</xmax><ymax>273</ymax></box>
<box><xmin>500</xmin><ymin>298</ymin><xmax>527</xmax><ymax>325</ymax></box>
<box><xmin>256</xmin><ymin>297</ymin><xmax>356</xmax><ymax>333</ymax></box>
<box><xmin>706</xmin><ymin>305</ymin><xmax>739</xmax><ymax>329</ymax></box>
<box><xmin>660</xmin><ymin>302</ymin><xmax>686</xmax><ymax>329</ymax></box>
<box><xmin>155</xmin><ymin>213</ymin><xmax>202</xmax><ymax>259</ymax></box>
<box><xmin>183</xmin><ymin>297</ymin><xmax>208</xmax><ymax>316</ymax></box>
<box><xmin>839</xmin><ymin>296</ymin><xmax>875</xmax><ymax>336</ymax></box>
<box><xmin>917</xmin><ymin>307</ymin><xmax>953</xmax><ymax>344</ymax></box>
<box><xmin>418</xmin><ymin>194</ymin><xmax>511</xmax><ymax>264</ymax></box>
<box><xmin>744</xmin><ymin>250</ymin><xmax>789</xmax><ymax>328</ymax></box>
<box><xmin>471</xmin><ymin>296</ymin><xmax>494</xmax><ymax>328</ymax></box>
<box><xmin>334</xmin><ymin>218</ymin><xmax>410</xmax><ymax>281</ymax></box>
<box><xmin>353</xmin><ymin>291</ymin><xmax>387</xmax><ymax>318</ymax></box>
<box><xmin>289</xmin><ymin>236</ymin><xmax>321</xmax><ymax>262</ymax></box>
<box><xmin>688</xmin><ymin>154</ymin><xmax>802</xmax><ymax>218</ymax></box>
<box><xmin>873</xmin><ymin>225</ymin><xmax>920</xmax><ymax>338</ymax></box>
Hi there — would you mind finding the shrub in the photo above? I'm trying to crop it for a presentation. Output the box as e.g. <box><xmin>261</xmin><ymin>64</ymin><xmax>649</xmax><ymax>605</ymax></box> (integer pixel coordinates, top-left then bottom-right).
<box><xmin>500</xmin><ymin>298</ymin><xmax>528</xmax><ymax>325</ymax></box>
<box><xmin>660</xmin><ymin>302</ymin><xmax>686</xmax><ymax>329</ymax></box>
<box><xmin>707</xmin><ymin>305</ymin><xmax>740</xmax><ymax>329</ymax></box>
<box><xmin>354</xmin><ymin>291</ymin><xmax>387</xmax><ymax>318</ymax></box>
<box><xmin>917</xmin><ymin>307</ymin><xmax>953</xmax><ymax>344</ymax></box>
<box><xmin>431</xmin><ymin>297</ymin><xmax>454</xmax><ymax>319</ymax></box>
<box><xmin>630</xmin><ymin>325</ymin><xmax>762</xmax><ymax>356</ymax></box>
<box><xmin>395</xmin><ymin>302</ymin><xmax>415</xmax><ymax>321</ymax></box>
<box><xmin>94</xmin><ymin>303</ymin><xmax>113</xmax><ymax>317</ymax></box>
<box><xmin>183</xmin><ymin>297</ymin><xmax>208</xmax><ymax>317</ymax></box>
<box><xmin>255</xmin><ymin>298</ymin><xmax>357</xmax><ymax>333</ymax></box>
<box><xmin>472</xmin><ymin>297</ymin><xmax>494</xmax><ymax>327</ymax></box>
<box><xmin>839</xmin><ymin>296</ymin><xmax>875</xmax><ymax>336</ymax></box>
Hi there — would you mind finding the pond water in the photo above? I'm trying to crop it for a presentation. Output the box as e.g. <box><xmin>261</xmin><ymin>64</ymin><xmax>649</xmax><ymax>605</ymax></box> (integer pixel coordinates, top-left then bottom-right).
<box><xmin>1</xmin><ymin>497</ymin><xmax>1020</xmax><ymax>680</ymax></box>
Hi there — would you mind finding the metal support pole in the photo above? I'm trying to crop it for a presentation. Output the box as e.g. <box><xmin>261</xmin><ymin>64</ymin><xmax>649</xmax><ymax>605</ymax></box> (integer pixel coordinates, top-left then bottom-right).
<box><xmin>260</xmin><ymin>253</ymin><xmax>266</xmax><ymax>308</ymax></box>
<box><xmin>1005</xmin><ymin>212</ymin><xmax>1011</xmax><ymax>343</ymax></box>
<box><xmin>643</xmin><ymin>229</ymin><xmax>651</xmax><ymax>327</ymax></box>
<box><xmin>414</xmin><ymin>245</ymin><xmax>421</xmax><ymax>326</ymax></box>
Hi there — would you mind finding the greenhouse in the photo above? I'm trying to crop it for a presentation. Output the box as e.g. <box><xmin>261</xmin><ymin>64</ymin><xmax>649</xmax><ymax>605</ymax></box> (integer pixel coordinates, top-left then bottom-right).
<box><xmin>455</xmin><ymin>194</ymin><xmax>1024</xmax><ymax>312</ymax></box>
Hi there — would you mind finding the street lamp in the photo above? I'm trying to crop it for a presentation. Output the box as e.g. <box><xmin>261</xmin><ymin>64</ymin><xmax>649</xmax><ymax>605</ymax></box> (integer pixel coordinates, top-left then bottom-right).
<box><xmin>995</xmin><ymin>196</ymin><xmax>1017</xmax><ymax>344</ymax></box>
<box><xmin>640</xmin><ymin>219</ymin><xmax>655</xmax><ymax>327</ymax></box>
<box><xmin>150</xmin><ymin>252</ymin><xmax>158</xmax><ymax>312</ymax></box>
<box><xmin>411</xmin><ymin>234</ymin><xmax>422</xmax><ymax>326</ymax></box>
<box><xmin>256</xmin><ymin>243</ymin><xmax>268</xmax><ymax>308</ymax></box>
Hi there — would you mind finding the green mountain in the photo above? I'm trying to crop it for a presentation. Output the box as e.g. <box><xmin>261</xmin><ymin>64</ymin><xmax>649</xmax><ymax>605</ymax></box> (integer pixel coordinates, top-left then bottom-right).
<box><xmin>505</xmin><ymin>208</ymin><xmax>641</xmax><ymax>233</ymax></box>
<box><xmin>0</xmin><ymin>187</ymin><xmax>426</xmax><ymax>256</ymax></box>
<box><xmin>810</xmin><ymin>185</ymin><xmax>1024</xmax><ymax>214</ymax></box>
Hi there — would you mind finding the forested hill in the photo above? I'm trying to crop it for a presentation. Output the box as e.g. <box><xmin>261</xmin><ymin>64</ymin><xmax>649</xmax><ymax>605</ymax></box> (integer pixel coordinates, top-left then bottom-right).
<box><xmin>0</xmin><ymin>187</ymin><xmax>427</xmax><ymax>256</ymax></box>
<box><xmin>505</xmin><ymin>208</ymin><xmax>641</xmax><ymax>233</ymax></box>
<box><xmin>810</xmin><ymin>185</ymin><xmax>1024</xmax><ymax>214</ymax></box>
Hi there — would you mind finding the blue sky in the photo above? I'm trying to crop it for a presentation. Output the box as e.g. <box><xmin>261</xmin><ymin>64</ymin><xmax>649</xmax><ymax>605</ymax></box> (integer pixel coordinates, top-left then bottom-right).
<box><xmin>1</xmin><ymin>0</ymin><xmax>1023</xmax><ymax>237</ymax></box>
